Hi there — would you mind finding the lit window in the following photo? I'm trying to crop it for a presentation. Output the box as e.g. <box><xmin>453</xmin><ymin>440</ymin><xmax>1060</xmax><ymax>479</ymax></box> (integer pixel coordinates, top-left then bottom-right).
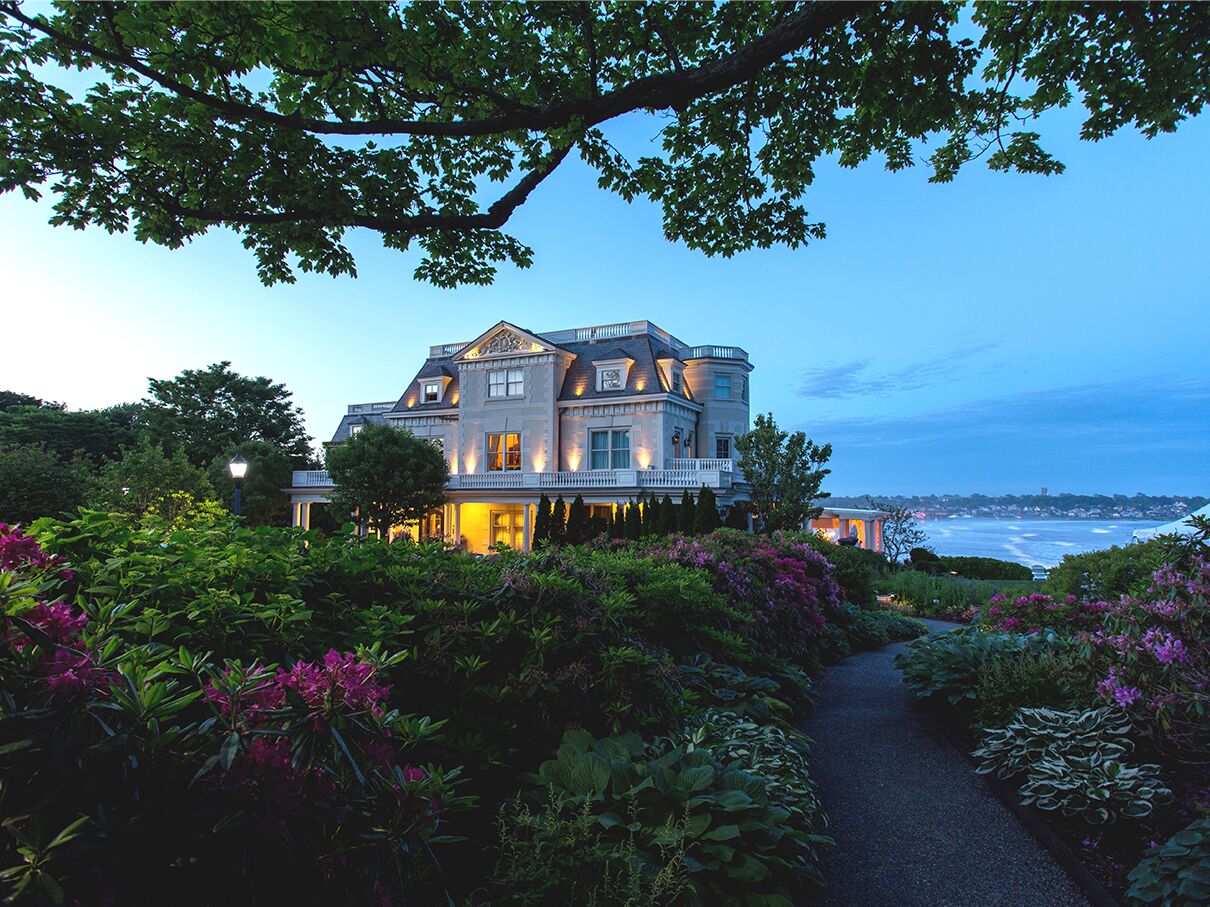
<box><xmin>715</xmin><ymin>374</ymin><xmax>732</xmax><ymax>399</ymax></box>
<box><xmin>488</xmin><ymin>368</ymin><xmax>524</xmax><ymax>398</ymax></box>
<box><xmin>491</xmin><ymin>510</ymin><xmax>525</xmax><ymax>549</ymax></box>
<box><xmin>430</xmin><ymin>437</ymin><xmax>444</xmax><ymax>453</ymax></box>
<box><xmin>349</xmin><ymin>424</ymin><xmax>363</xmax><ymax>435</ymax></box>
<box><xmin>423</xmin><ymin>382</ymin><xmax>441</xmax><ymax>403</ymax></box>
<box><xmin>487</xmin><ymin>433</ymin><xmax>521</xmax><ymax>471</ymax></box>
<box><xmin>590</xmin><ymin>429</ymin><xmax>629</xmax><ymax>469</ymax></box>
<box><xmin>716</xmin><ymin>436</ymin><xmax>731</xmax><ymax>459</ymax></box>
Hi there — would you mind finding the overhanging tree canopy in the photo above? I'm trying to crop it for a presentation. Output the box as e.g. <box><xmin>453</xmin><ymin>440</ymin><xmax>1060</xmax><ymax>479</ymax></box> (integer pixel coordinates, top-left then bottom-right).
<box><xmin>1</xmin><ymin>1</ymin><xmax>1206</xmax><ymax>287</ymax></box>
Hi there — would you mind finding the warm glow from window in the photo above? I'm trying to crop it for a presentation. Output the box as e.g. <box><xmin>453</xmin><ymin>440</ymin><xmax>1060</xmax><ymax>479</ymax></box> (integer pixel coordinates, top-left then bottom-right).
<box><xmin>634</xmin><ymin>379</ymin><xmax>646</xmax><ymax>391</ymax></box>
<box><xmin>568</xmin><ymin>450</ymin><xmax>581</xmax><ymax>471</ymax></box>
<box><xmin>636</xmin><ymin>449</ymin><xmax>651</xmax><ymax>469</ymax></box>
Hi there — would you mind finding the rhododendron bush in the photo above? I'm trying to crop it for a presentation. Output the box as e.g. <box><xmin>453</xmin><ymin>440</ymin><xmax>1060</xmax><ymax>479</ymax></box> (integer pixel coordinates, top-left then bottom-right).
<box><xmin>0</xmin><ymin>525</ymin><xmax>461</xmax><ymax>903</ymax></box>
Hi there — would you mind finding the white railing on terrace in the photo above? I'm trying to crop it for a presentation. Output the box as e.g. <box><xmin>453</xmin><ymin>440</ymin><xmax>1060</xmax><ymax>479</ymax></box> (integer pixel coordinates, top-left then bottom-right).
<box><xmin>295</xmin><ymin>464</ymin><xmax>740</xmax><ymax>492</ymax></box>
<box><xmin>683</xmin><ymin>345</ymin><xmax>748</xmax><ymax>362</ymax></box>
<box><xmin>665</xmin><ymin>458</ymin><xmax>734</xmax><ymax>472</ymax></box>
<box><xmin>293</xmin><ymin>470</ymin><xmax>335</xmax><ymax>487</ymax></box>
<box><xmin>429</xmin><ymin>342</ymin><xmax>470</xmax><ymax>357</ymax></box>
<box><xmin>346</xmin><ymin>401</ymin><xmax>396</xmax><ymax>414</ymax></box>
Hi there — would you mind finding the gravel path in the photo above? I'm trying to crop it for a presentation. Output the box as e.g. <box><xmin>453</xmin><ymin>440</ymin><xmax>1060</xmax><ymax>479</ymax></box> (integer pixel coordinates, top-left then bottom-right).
<box><xmin>799</xmin><ymin>619</ymin><xmax>1089</xmax><ymax>906</ymax></box>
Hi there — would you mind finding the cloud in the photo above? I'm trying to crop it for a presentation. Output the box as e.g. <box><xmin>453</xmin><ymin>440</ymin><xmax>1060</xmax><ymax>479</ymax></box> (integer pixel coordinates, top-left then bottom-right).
<box><xmin>796</xmin><ymin>342</ymin><xmax>1002</xmax><ymax>399</ymax></box>
<box><xmin>804</xmin><ymin>376</ymin><xmax>1210</xmax><ymax>494</ymax></box>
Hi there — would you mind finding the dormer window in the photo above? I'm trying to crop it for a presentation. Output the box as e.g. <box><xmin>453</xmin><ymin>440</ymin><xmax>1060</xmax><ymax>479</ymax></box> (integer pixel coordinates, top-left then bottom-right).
<box><xmin>349</xmin><ymin>424</ymin><xmax>363</xmax><ymax>436</ymax></box>
<box><xmin>423</xmin><ymin>382</ymin><xmax>441</xmax><ymax>403</ymax></box>
<box><xmin>593</xmin><ymin>354</ymin><xmax>633</xmax><ymax>393</ymax></box>
<box><xmin>672</xmin><ymin>371</ymin><xmax>683</xmax><ymax>394</ymax></box>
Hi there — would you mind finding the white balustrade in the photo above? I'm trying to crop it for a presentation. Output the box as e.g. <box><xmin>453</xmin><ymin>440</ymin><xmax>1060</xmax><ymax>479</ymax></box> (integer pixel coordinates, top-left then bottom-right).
<box><xmin>664</xmin><ymin>458</ymin><xmax>734</xmax><ymax>472</ymax></box>
<box><xmin>292</xmin><ymin>470</ymin><xmax>334</xmax><ymax>487</ymax></box>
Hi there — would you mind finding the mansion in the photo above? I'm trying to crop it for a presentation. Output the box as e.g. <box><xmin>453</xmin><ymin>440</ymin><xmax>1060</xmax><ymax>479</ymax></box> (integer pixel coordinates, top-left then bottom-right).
<box><xmin>286</xmin><ymin>319</ymin><xmax>885</xmax><ymax>554</ymax></box>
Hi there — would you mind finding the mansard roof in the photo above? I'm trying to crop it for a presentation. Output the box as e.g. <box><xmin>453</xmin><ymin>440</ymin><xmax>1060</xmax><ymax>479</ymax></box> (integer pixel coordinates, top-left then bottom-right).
<box><xmin>557</xmin><ymin>334</ymin><xmax>692</xmax><ymax>403</ymax></box>
<box><xmin>390</xmin><ymin>353</ymin><xmax>461</xmax><ymax>414</ymax></box>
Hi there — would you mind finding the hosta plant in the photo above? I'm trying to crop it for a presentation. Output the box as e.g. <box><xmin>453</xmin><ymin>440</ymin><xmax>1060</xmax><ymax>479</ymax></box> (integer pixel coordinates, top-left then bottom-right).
<box><xmin>1017</xmin><ymin>754</ymin><xmax>1173</xmax><ymax>825</ymax></box>
<box><xmin>1126</xmin><ymin>817</ymin><xmax>1210</xmax><ymax>906</ymax></box>
<box><xmin>895</xmin><ymin>627</ymin><xmax>1055</xmax><ymax>705</ymax></box>
<box><xmin>682</xmin><ymin>709</ymin><xmax>825</xmax><ymax>842</ymax></box>
<box><xmin>972</xmin><ymin>707</ymin><xmax>1134</xmax><ymax>780</ymax></box>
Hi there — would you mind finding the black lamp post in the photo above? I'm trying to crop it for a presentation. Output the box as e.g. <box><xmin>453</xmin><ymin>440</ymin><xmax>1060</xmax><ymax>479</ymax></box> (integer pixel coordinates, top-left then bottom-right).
<box><xmin>228</xmin><ymin>452</ymin><xmax>248</xmax><ymax>516</ymax></box>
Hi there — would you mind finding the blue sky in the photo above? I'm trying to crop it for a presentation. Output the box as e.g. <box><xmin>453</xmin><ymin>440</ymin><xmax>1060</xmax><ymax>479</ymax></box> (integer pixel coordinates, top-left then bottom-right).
<box><xmin>1</xmin><ymin>101</ymin><xmax>1206</xmax><ymax>496</ymax></box>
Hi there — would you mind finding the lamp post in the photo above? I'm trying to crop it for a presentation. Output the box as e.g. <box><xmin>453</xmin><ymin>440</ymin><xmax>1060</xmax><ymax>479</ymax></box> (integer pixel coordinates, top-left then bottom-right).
<box><xmin>228</xmin><ymin>452</ymin><xmax>248</xmax><ymax>517</ymax></box>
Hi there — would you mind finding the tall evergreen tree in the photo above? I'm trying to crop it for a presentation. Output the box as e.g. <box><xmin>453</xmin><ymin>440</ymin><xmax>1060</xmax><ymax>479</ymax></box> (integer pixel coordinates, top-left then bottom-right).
<box><xmin>549</xmin><ymin>496</ymin><xmax>567</xmax><ymax>546</ymax></box>
<box><xmin>695</xmin><ymin>485</ymin><xmax>722</xmax><ymax>535</ymax></box>
<box><xmin>534</xmin><ymin>493</ymin><xmax>552</xmax><ymax>547</ymax></box>
<box><xmin>639</xmin><ymin>494</ymin><xmax>656</xmax><ymax>536</ymax></box>
<box><xmin>624</xmin><ymin>501</ymin><xmax>641</xmax><ymax>540</ymax></box>
<box><xmin>724</xmin><ymin>501</ymin><xmax>750</xmax><ymax>530</ymax></box>
<box><xmin>678</xmin><ymin>490</ymin><xmax>696</xmax><ymax>535</ymax></box>
<box><xmin>565</xmin><ymin>494</ymin><xmax>588</xmax><ymax>545</ymax></box>
<box><xmin>608</xmin><ymin>503</ymin><xmax>625</xmax><ymax>540</ymax></box>
<box><xmin>658</xmin><ymin>494</ymin><xmax>677</xmax><ymax>535</ymax></box>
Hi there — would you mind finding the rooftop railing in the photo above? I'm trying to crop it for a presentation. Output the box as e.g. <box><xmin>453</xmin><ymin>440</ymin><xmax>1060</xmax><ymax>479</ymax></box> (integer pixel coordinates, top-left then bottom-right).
<box><xmin>346</xmin><ymin>401</ymin><xmax>396</xmax><ymax>414</ymax></box>
<box><xmin>293</xmin><ymin>464</ymin><xmax>739</xmax><ymax>492</ymax></box>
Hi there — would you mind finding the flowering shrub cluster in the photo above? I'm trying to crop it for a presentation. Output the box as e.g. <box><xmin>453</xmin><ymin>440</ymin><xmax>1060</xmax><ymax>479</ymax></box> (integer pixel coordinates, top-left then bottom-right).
<box><xmin>981</xmin><ymin>591</ymin><xmax>1112</xmax><ymax>635</ymax></box>
<box><xmin>647</xmin><ymin>530</ymin><xmax>845</xmax><ymax>663</ymax></box>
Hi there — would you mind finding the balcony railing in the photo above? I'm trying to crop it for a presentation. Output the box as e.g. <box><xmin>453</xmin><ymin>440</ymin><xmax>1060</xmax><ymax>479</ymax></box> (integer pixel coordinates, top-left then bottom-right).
<box><xmin>682</xmin><ymin>345</ymin><xmax>748</xmax><ymax>362</ymax></box>
<box><xmin>294</xmin><ymin>466</ymin><xmax>738</xmax><ymax>492</ymax></box>
<box><xmin>292</xmin><ymin>470</ymin><xmax>336</xmax><ymax>487</ymax></box>
<box><xmin>664</xmin><ymin>458</ymin><xmax>734</xmax><ymax>472</ymax></box>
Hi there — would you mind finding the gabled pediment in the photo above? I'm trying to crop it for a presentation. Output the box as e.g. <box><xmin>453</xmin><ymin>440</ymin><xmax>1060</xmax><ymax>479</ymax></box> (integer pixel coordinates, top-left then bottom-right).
<box><xmin>453</xmin><ymin>321</ymin><xmax>569</xmax><ymax>362</ymax></box>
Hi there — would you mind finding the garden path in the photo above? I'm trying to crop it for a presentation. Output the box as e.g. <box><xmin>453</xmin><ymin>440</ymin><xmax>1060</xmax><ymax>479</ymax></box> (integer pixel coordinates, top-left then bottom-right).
<box><xmin>799</xmin><ymin>618</ymin><xmax>1089</xmax><ymax>907</ymax></box>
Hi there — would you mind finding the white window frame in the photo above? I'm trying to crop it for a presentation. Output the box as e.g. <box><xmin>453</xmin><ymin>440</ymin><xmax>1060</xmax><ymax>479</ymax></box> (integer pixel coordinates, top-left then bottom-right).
<box><xmin>349</xmin><ymin>423</ymin><xmax>363</xmax><ymax>435</ymax></box>
<box><xmin>589</xmin><ymin>429</ymin><xmax>630</xmax><ymax>470</ymax></box>
<box><xmin>486</xmin><ymin>432</ymin><xmax>522</xmax><ymax>471</ymax></box>
<box><xmin>715</xmin><ymin>435</ymin><xmax>731</xmax><ymax>460</ymax></box>
<box><xmin>423</xmin><ymin>382</ymin><xmax>441</xmax><ymax>403</ymax></box>
<box><xmin>715</xmin><ymin>374</ymin><xmax>732</xmax><ymax>399</ymax></box>
<box><xmin>488</xmin><ymin>368</ymin><xmax>524</xmax><ymax>399</ymax></box>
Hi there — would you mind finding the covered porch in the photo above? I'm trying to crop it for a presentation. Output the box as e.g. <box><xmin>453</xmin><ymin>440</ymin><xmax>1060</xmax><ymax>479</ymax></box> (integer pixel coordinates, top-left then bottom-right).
<box><xmin>809</xmin><ymin>507</ymin><xmax>886</xmax><ymax>553</ymax></box>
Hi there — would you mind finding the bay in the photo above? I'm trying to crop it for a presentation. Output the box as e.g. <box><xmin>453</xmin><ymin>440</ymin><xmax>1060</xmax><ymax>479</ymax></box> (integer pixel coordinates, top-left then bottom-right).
<box><xmin>920</xmin><ymin>518</ymin><xmax>1156</xmax><ymax>568</ymax></box>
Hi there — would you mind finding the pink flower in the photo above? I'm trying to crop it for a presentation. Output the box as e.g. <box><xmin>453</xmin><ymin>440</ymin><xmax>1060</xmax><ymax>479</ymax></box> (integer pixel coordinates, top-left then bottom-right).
<box><xmin>39</xmin><ymin>648</ymin><xmax>113</xmax><ymax>698</ymax></box>
<box><xmin>1113</xmin><ymin>685</ymin><xmax>1143</xmax><ymax>708</ymax></box>
<box><xmin>278</xmin><ymin>650</ymin><xmax>390</xmax><ymax>714</ymax></box>
<box><xmin>24</xmin><ymin>601</ymin><xmax>87</xmax><ymax>643</ymax></box>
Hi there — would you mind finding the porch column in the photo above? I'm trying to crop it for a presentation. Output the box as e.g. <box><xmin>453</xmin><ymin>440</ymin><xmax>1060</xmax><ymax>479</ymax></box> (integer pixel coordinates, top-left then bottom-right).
<box><xmin>452</xmin><ymin>503</ymin><xmax>462</xmax><ymax>549</ymax></box>
<box><xmin>522</xmin><ymin>503</ymin><xmax>533</xmax><ymax>552</ymax></box>
<box><xmin>291</xmin><ymin>502</ymin><xmax>301</xmax><ymax>527</ymax></box>
<box><xmin>863</xmin><ymin>519</ymin><xmax>873</xmax><ymax>550</ymax></box>
<box><xmin>302</xmin><ymin>502</ymin><xmax>312</xmax><ymax>530</ymax></box>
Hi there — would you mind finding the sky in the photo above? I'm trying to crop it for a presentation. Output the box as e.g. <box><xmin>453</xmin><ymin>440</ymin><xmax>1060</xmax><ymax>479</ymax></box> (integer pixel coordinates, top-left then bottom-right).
<box><xmin>1</xmin><ymin>96</ymin><xmax>1207</xmax><ymax>496</ymax></box>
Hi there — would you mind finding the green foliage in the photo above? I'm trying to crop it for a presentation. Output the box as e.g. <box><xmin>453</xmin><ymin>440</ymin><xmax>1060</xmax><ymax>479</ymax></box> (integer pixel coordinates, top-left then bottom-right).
<box><xmin>973</xmin><ymin>707</ymin><xmax>1134</xmax><ymax>781</ymax></box>
<box><xmin>677</xmin><ymin>490</ymin><xmax>696</xmax><ymax>535</ymax></box>
<box><xmin>695</xmin><ymin>485</ymin><xmax>722</xmax><ymax>535</ymax></box>
<box><xmin>491</xmin><ymin>793</ymin><xmax>689</xmax><ymax>906</ymax></box>
<box><xmin>143</xmin><ymin>362</ymin><xmax>312</xmax><ymax>467</ymax></box>
<box><xmin>625</xmin><ymin>500</ymin><xmax>641</xmax><ymax>540</ymax></box>
<box><xmin>1018</xmin><ymin>755</ymin><xmax>1172</xmax><ymax>826</ymax></box>
<box><xmin>734</xmin><ymin>413</ymin><xmax>831</xmax><ymax>532</ymax></box>
<box><xmin>0</xmin><ymin>390</ymin><xmax>47</xmax><ymax>410</ymax></box>
<box><xmin>1046</xmin><ymin>541</ymin><xmax>1164</xmax><ymax>599</ymax></box>
<box><xmin>521</xmin><ymin>729</ymin><xmax>826</xmax><ymax>904</ymax></box>
<box><xmin>798</xmin><ymin>534</ymin><xmax>885</xmax><ymax>607</ymax></box>
<box><xmin>896</xmin><ymin>627</ymin><xmax>1054</xmax><ymax>705</ymax></box>
<box><xmin>325</xmin><ymin>423</ymin><xmax>448</xmax><ymax>537</ymax></box>
<box><xmin>0</xmin><ymin>404</ymin><xmax>137</xmax><ymax>466</ymax></box>
<box><xmin>89</xmin><ymin>442</ymin><xmax>217</xmax><ymax>520</ymax></box>
<box><xmin>879</xmin><ymin>570</ymin><xmax>1037</xmax><ymax>620</ymax></box>
<box><xmin>205</xmin><ymin>439</ymin><xmax>293</xmax><ymax>527</ymax></box>
<box><xmin>939</xmin><ymin>555</ymin><xmax>1033</xmax><ymax>581</ymax></box>
<box><xmin>972</xmin><ymin>646</ymin><xmax>1099</xmax><ymax>730</ymax></box>
<box><xmin>724</xmin><ymin>501</ymin><xmax>749</xmax><ymax>531</ymax></box>
<box><xmin>565</xmin><ymin>494</ymin><xmax>588</xmax><ymax>544</ymax></box>
<box><xmin>550</xmin><ymin>496</ymin><xmax>567</xmax><ymax>545</ymax></box>
<box><xmin>658</xmin><ymin>494</ymin><xmax>677</xmax><ymax>535</ymax></box>
<box><xmin>832</xmin><ymin>603</ymin><xmax>927</xmax><ymax>653</ymax></box>
<box><xmin>4</xmin><ymin>5</ymin><xmax>1206</xmax><ymax>285</ymax></box>
<box><xmin>1126</xmin><ymin>817</ymin><xmax>1210</xmax><ymax>907</ymax></box>
<box><xmin>0</xmin><ymin>444</ymin><xmax>94</xmax><ymax>522</ymax></box>
<box><xmin>533</xmin><ymin>493</ymin><xmax>552</xmax><ymax>547</ymax></box>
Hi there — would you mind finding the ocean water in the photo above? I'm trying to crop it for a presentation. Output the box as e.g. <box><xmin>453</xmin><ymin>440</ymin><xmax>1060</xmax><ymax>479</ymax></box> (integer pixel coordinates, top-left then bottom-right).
<box><xmin>920</xmin><ymin>518</ymin><xmax>1155</xmax><ymax>568</ymax></box>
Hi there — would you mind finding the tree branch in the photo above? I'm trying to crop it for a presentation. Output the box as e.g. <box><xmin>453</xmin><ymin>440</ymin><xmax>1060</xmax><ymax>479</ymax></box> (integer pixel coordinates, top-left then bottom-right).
<box><xmin>0</xmin><ymin>1</ymin><xmax>858</xmax><ymax>137</ymax></box>
<box><xmin>152</xmin><ymin>144</ymin><xmax>573</xmax><ymax>232</ymax></box>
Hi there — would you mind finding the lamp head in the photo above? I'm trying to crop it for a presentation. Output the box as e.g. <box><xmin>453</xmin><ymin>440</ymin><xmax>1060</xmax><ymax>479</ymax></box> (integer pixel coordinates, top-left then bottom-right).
<box><xmin>228</xmin><ymin>452</ymin><xmax>249</xmax><ymax>481</ymax></box>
